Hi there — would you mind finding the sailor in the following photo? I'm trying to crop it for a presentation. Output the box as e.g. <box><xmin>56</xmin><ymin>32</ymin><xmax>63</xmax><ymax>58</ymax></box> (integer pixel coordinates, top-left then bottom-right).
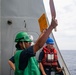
<box><xmin>38</xmin><ymin>37</ymin><xmax>62</xmax><ymax>75</ymax></box>
<box><xmin>9</xmin><ymin>32</ymin><xmax>41</xmax><ymax>75</ymax></box>
<box><xmin>8</xmin><ymin>18</ymin><xmax>58</xmax><ymax>75</ymax></box>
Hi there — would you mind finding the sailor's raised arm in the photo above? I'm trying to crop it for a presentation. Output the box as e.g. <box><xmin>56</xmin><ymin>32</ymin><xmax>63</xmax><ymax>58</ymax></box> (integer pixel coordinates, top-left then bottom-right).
<box><xmin>33</xmin><ymin>18</ymin><xmax>58</xmax><ymax>53</ymax></box>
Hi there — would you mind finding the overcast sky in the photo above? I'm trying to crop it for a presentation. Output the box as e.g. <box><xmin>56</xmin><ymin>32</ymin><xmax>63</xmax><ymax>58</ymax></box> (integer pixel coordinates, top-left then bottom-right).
<box><xmin>43</xmin><ymin>0</ymin><xmax>76</xmax><ymax>50</ymax></box>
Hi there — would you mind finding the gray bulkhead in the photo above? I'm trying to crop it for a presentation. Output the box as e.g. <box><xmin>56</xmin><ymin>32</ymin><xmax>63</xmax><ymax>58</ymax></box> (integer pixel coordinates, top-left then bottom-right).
<box><xmin>1</xmin><ymin>0</ymin><xmax>45</xmax><ymax>75</ymax></box>
<box><xmin>0</xmin><ymin>0</ymin><xmax>1</xmax><ymax>74</ymax></box>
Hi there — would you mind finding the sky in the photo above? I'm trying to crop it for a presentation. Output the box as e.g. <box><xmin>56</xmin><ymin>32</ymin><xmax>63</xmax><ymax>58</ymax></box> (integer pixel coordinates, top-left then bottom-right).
<box><xmin>43</xmin><ymin>0</ymin><xmax>76</xmax><ymax>50</ymax></box>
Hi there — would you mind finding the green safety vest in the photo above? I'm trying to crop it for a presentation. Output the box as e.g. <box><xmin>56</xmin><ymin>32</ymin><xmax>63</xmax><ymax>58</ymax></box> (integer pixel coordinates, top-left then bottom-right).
<box><xmin>14</xmin><ymin>50</ymin><xmax>41</xmax><ymax>75</ymax></box>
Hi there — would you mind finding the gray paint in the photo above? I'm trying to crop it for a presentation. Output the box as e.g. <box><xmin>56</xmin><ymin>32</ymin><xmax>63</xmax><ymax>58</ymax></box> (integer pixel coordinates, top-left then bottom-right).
<box><xmin>0</xmin><ymin>0</ymin><xmax>1</xmax><ymax>74</ymax></box>
<box><xmin>1</xmin><ymin>0</ymin><xmax>45</xmax><ymax>75</ymax></box>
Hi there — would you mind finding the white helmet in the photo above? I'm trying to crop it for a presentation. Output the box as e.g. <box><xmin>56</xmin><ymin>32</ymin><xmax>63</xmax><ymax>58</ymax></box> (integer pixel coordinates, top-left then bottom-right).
<box><xmin>29</xmin><ymin>35</ymin><xmax>34</xmax><ymax>45</ymax></box>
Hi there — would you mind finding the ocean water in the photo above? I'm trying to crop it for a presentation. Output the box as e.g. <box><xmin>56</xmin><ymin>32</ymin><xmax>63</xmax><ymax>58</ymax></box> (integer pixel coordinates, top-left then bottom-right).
<box><xmin>60</xmin><ymin>50</ymin><xmax>76</xmax><ymax>75</ymax></box>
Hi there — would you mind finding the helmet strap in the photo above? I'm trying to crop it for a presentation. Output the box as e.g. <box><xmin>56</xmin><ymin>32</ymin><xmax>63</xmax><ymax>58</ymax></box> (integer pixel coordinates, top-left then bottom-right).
<box><xmin>22</xmin><ymin>42</ymin><xmax>26</xmax><ymax>49</ymax></box>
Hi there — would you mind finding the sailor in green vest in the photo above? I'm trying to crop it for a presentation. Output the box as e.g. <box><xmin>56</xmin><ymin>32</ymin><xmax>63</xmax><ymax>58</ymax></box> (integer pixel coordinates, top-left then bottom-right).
<box><xmin>9</xmin><ymin>32</ymin><xmax>41</xmax><ymax>75</ymax></box>
<box><xmin>8</xmin><ymin>18</ymin><xmax>58</xmax><ymax>75</ymax></box>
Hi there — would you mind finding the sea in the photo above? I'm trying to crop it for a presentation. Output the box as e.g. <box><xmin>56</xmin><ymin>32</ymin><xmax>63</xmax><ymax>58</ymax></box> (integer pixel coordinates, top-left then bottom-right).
<box><xmin>60</xmin><ymin>50</ymin><xmax>76</xmax><ymax>75</ymax></box>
